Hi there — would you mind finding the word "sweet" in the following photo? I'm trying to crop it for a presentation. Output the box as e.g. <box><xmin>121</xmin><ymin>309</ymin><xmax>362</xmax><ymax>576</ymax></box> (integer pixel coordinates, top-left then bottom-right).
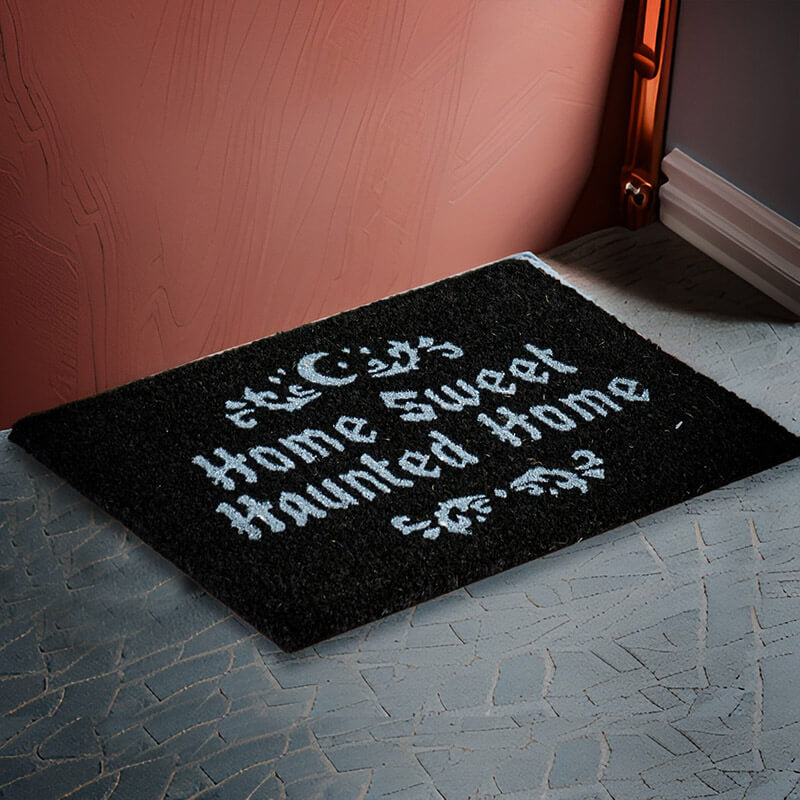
<box><xmin>379</xmin><ymin>344</ymin><xmax>577</xmax><ymax>422</ymax></box>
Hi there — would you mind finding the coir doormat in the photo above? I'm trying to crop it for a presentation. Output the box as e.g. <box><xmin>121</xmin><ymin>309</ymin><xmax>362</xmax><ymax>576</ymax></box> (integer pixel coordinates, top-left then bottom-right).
<box><xmin>10</xmin><ymin>255</ymin><xmax>800</xmax><ymax>651</ymax></box>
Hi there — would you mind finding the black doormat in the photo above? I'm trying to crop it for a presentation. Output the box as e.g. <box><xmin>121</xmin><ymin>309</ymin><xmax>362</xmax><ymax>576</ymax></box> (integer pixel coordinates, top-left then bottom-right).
<box><xmin>10</xmin><ymin>255</ymin><xmax>800</xmax><ymax>651</ymax></box>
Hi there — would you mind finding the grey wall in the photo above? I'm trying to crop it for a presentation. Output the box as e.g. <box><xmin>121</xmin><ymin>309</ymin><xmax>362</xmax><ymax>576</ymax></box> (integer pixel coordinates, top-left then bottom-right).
<box><xmin>666</xmin><ymin>0</ymin><xmax>800</xmax><ymax>226</ymax></box>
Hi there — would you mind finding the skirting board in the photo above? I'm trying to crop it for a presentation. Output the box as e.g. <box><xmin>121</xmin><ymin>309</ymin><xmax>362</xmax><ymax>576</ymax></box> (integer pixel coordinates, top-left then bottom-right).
<box><xmin>659</xmin><ymin>148</ymin><xmax>800</xmax><ymax>317</ymax></box>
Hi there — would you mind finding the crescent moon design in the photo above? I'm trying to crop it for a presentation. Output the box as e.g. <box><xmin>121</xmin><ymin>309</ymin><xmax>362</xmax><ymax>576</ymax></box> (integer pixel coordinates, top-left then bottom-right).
<box><xmin>296</xmin><ymin>352</ymin><xmax>358</xmax><ymax>387</ymax></box>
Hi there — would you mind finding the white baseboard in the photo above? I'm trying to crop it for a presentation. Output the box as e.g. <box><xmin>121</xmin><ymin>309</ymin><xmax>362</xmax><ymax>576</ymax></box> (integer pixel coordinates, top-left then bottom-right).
<box><xmin>659</xmin><ymin>148</ymin><xmax>800</xmax><ymax>317</ymax></box>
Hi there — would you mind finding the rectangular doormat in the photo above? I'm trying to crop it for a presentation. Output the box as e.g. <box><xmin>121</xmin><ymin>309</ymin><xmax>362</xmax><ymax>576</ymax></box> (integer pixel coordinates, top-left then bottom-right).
<box><xmin>10</xmin><ymin>254</ymin><xmax>800</xmax><ymax>651</ymax></box>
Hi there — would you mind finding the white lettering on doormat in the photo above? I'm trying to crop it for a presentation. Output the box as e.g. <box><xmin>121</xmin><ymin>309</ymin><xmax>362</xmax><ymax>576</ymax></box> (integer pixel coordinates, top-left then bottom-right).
<box><xmin>192</xmin><ymin>337</ymin><xmax>651</xmax><ymax>541</ymax></box>
<box><xmin>224</xmin><ymin>337</ymin><xmax>463</xmax><ymax>428</ymax></box>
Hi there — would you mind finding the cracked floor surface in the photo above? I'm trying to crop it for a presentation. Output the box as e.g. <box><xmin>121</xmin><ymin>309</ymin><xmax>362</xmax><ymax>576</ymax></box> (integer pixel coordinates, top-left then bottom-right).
<box><xmin>1</xmin><ymin>223</ymin><xmax>799</xmax><ymax>799</ymax></box>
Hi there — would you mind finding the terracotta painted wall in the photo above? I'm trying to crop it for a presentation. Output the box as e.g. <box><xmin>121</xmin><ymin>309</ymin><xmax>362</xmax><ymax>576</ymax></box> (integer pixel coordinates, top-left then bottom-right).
<box><xmin>0</xmin><ymin>0</ymin><xmax>623</xmax><ymax>429</ymax></box>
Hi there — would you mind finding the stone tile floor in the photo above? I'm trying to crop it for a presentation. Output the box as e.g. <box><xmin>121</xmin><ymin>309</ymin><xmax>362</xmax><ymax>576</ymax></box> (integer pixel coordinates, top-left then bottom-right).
<box><xmin>1</xmin><ymin>224</ymin><xmax>799</xmax><ymax>799</ymax></box>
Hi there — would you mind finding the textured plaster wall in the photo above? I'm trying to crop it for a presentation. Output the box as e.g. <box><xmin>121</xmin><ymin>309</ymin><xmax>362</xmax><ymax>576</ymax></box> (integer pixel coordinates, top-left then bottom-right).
<box><xmin>0</xmin><ymin>0</ymin><xmax>623</xmax><ymax>428</ymax></box>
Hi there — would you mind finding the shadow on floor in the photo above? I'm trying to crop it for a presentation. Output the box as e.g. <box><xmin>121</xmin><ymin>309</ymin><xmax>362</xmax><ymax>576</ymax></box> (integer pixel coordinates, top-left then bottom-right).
<box><xmin>543</xmin><ymin>223</ymin><xmax>795</xmax><ymax>323</ymax></box>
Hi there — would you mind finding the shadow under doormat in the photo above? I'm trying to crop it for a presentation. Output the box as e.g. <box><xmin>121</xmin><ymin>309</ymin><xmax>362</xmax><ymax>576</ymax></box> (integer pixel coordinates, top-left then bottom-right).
<box><xmin>10</xmin><ymin>254</ymin><xmax>800</xmax><ymax>651</ymax></box>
